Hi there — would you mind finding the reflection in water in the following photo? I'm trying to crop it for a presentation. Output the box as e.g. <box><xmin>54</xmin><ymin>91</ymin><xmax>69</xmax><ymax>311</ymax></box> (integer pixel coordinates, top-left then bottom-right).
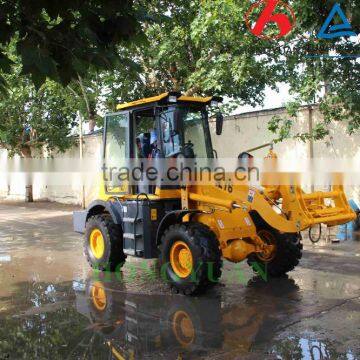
<box><xmin>271</xmin><ymin>337</ymin><xmax>357</xmax><ymax>360</ymax></box>
<box><xmin>0</xmin><ymin>282</ymin><xmax>99</xmax><ymax>358</ymax></box>
<box><xmin>0</xmin><ymin>276</ymin><xmax>357</xmax><ymax>359</ymax></box>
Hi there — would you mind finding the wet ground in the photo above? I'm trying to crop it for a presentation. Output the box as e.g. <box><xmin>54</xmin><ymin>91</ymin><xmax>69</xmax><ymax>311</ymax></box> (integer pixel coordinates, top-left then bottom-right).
<box><xmin>0</xmin><ymin>201</ymin><xmax>359</xmax><ymax>359</ymax></box>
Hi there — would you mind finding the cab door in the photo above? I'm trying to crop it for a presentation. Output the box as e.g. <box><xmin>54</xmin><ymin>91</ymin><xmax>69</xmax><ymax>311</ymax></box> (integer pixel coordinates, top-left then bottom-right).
<box><xmin>102</xmin><ymin>111</ymin><xmax>131</xmax><ymax>196</ymax></box>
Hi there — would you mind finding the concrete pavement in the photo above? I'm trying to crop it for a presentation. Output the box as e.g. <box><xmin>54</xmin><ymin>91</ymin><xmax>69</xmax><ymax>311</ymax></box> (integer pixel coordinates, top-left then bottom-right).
<box><xmin>0</xmin><ymin>202</ymin><xmax>359</xmax><ymax>359</ymax></box>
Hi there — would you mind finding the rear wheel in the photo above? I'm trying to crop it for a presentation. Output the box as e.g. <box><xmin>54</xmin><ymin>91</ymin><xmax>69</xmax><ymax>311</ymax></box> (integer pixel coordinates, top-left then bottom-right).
<box><xmin>247</xmin><ymin>228</ymin><xmax>302</xmax><ymax>277</ymax></box>
<box><xmin>84</xmin><ymin>214</ymin><xmax>126</xmax><ymax>272</ymax></box>
<box><xmin>160</xmin><ymin>223</ymin><xmax>222</xmax><ymax>295</ymax></box>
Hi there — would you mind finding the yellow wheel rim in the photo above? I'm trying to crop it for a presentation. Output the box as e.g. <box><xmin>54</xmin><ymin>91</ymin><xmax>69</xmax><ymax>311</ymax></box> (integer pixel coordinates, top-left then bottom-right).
<box><xmin>257</xmin><ymin>230</ymin><xmax>277</xmax><ymax>262</ymax></box>
<box><xmin>172</xmin><ymin>310</ymin><xmax>195</xmax><ymax>347</ymax></box>
<box><xmin>90</xmin><ymin>229</ymin><xmax>105</xmax><ymax>259</ymax></box>
<box><xmin>91</xmin><ymin>282</ymin><xmax>107</xmax><ymax>311</ymax></box>
<box><xmin>170</xmin><ymin>241</ymin><xmax>193</xmax><ymax>278</ymax></box>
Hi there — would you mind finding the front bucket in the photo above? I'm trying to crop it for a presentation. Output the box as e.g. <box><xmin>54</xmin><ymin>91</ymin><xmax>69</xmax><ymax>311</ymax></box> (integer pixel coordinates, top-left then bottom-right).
<box><xmin>300</xmin><ymin>185</ymin><xmax>356</xmax><ymax>227</ymax></box>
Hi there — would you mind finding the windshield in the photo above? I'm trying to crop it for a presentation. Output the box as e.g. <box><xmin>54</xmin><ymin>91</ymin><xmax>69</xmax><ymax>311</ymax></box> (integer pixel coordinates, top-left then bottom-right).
<box><xmin>160</xmin><ymin>107</ymin><xmax>212</xmax><ymax>158</ymax></box>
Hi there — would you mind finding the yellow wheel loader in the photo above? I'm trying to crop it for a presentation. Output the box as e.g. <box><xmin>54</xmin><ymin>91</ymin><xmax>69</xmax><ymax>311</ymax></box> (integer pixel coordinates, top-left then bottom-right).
<box><xmin>73</xmin><ymin>92</ymin><xmax>355</xmax><ymax>295</ymax></box>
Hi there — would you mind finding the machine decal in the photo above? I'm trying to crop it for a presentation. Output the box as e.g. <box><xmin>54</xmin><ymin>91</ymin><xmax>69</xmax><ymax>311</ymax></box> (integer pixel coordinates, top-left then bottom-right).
<box><xmin>216</xmin><ymin>180</ymin><xmax>233</xmax><ymax>193</ymax></box>
<box><xmin>151</xmin><ymin>209</ymin><xmax>158</xmax><ymax>221</ymax></box>
<box><xmin>217</xmin><ymin>219</ymin><xmax>225</xmax><ymax>229</ymax></box>
<box><xmin>244</xmin><ymin>217</ymin><xmax>252</xmax><ymax>226</ymax></box>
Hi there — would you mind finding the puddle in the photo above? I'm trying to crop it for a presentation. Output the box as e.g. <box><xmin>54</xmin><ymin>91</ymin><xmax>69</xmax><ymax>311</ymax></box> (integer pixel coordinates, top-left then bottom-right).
<box><xmin>271</xmin><ymin>336</ymin><xmax>357</xmax><ymax>360</ymax></box>
<box><xmin>0</xmin><ymin>274</ymin><xmax>358</xmax><ymax>359</ymax></box>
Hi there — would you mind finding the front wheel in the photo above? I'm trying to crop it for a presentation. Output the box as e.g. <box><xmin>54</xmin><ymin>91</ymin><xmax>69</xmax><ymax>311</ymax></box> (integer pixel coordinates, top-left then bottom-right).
<box><xmin>247</xmin><ymin>228</ymin><xmax>302</xmax><ymax>277</ymax></box>
<box><xmin>159</xmin><ymin>223</ymin><xmax>222</xmax><ymax>295</ymax></box>
<box><xmin>84</xmin><ymin>214</ymin><xmax>126</xmax><ymax>272</ymax></box>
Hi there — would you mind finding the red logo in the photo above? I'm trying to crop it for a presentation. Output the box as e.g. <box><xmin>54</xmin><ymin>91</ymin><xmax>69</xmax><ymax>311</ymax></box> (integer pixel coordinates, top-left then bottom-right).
<box><xmin>245</xmin><ymin>0</ymin><xmax>296</xmax><ymax>40</ymax></box>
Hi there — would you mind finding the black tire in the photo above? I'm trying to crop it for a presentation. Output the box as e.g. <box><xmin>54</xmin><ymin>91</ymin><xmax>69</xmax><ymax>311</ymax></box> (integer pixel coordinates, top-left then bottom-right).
<box><xmin>84</xmin><ymin>214</ymin><xmax>126</xmax><ymax>272</ymax></box>
<box><xmin>309</xmin><ymin>224</ymin><xmax>322</xmax><ymax>244</ymax></box>
<box><xmin>353</xmin><ymin>211</ymin><xmax>360</xmax><ymax>231</ymax></box>
<box><xmin>159</xmin><ymin>222</ymin><xmax>222</xmax><ymax>295</ymax></box>
<box><xmin>247</xmin><ymin>228</ymin><xmax>302</xmax><ymax>277</ymax></box>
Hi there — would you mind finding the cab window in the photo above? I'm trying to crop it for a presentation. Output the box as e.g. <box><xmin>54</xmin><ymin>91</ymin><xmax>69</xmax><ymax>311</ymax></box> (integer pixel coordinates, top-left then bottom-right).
<box><xmin>104</xmin><ymin>113</ymin><xmax>129</xmax><ymax>167</ymax></box>
<box><xmin>159</xmin><ymin>107</ymin><xmax>210</xmax><ymax>158</ymax></box>
<box><xmin>133</xmin><ymin>109</ymin><xmax>157</xmax><ymax>159</ymax></box>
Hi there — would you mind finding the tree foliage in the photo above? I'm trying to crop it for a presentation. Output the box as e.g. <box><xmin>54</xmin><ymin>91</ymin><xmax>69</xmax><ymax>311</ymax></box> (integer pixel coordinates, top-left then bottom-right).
<box><xmin>265</xmin><ymin>0</ymin><xmax>360</xmax><ymax>141</ymax></box>
<box><xmin>0</xmin><ymin>0</ymin><xmax>359</xmax><ymax>151</ymax></box>
<box><xmin>124</xmin><ymin>0</ymin><xmax>359</xmax><ymax>141</ymax></box>
<box><xmin>0</xmin><ymin>0</ymin><xmax>144</xmax><ymax>88</ymax></box>
<box><xmin>141</xmin><ymin>0</ymin><xmax>359</xmax><ymax>140</ymax></box>
<box><xmin>0</xmin><ymin>50</ymin><xmax>78</xmax><ymax>157</ymax></box>
<box><xmin>136</xmin><ymin>0</ymin><xmax>282</xmax><ymax>107</ymax></box>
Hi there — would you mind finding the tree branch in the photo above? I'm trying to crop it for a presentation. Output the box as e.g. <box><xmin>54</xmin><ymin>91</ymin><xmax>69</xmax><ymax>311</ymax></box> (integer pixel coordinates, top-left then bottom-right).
<box><xmin>77</xmin><ymin>74</ymin><xmax>91</xmax><ymax>119</ymax></box>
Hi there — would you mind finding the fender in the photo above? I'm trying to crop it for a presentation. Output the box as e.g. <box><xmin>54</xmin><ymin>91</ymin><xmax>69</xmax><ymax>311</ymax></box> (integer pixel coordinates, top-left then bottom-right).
<box><xmin>73</xmin><ymin>199</ymin><xmax>124</xmax><ymax>234</ymax></box>
<box><xmin>155</xmin><ymin>209</ymin><xmax>203</xmax><ymax>244</ymax></box>
<box><xmin>86</xmin><ymin>200</ymin><xmax>124</xmax><ymax>224</ymax></box>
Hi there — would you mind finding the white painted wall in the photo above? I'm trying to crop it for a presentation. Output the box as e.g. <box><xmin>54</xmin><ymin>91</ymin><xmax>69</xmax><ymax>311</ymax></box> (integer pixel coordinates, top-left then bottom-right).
<box><xmin>1</xmin><ymin>105</ymin><xmax>359</xmax><ymax>205</ymax></box>
<box><xmin>0</xmin><ymin>133</ymin><xmax>102</xmax><ymax>205</ymax></box>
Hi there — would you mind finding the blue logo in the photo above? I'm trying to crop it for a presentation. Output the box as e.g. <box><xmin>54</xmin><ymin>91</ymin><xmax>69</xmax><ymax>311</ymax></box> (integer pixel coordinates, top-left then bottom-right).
<box><xmin>317</xmin><ymin>3</ymin><xmax>357</xmax><ymax>39</ymax></box>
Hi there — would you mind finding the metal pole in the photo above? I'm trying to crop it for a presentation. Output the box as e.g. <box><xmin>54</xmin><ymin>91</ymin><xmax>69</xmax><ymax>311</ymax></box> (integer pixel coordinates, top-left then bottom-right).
<box><xmin>78</xmin><ymin>112</ymin><xmax>86</xmax><ymax>209</ymax></box>
<box><xmin>308</xmin><ymin>106</ymin><xmax>315</xmax><ymax>192</ymax></box>
<box><xmin>242</xmin><ymin>143</ymin><xmax>273</xmax><ymax>154</ymax></box>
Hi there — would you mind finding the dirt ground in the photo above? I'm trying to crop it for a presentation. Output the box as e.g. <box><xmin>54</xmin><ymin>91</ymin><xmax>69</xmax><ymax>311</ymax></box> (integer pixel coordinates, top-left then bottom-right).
<box><xmin>0</xmin><ymin>201</ymin><xmax>359</xmax><ymax>359</ymax></box>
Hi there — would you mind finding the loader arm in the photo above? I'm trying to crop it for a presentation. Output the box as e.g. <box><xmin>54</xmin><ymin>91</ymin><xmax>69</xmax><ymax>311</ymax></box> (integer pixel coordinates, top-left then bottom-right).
<box><xmin>249</xmin><ymin>184</ymin><xmax>356</xmax><ymax>233</ymax></box>
<box><xmin>185</xmin><ymin>178</ymin><xmax>355</xmax><ymax>236</ymax></box>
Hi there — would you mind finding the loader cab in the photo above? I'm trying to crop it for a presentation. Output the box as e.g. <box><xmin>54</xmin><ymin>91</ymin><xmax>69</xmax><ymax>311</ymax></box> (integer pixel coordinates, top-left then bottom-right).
<box><xmin>103</xmin><ymin>92</ymin><xmax>223</xmax><ymax>195</ymax></box>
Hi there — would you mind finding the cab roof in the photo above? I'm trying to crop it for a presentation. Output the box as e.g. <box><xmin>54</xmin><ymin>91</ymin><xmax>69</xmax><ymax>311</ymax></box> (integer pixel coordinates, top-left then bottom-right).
<box><xmin>116</xmin><ymin>92</ymin><xmax>222</xmax><ymax>111</ymax></box>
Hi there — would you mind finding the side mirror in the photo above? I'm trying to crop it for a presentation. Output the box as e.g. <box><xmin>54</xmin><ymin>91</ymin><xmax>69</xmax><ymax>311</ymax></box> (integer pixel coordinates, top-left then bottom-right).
<box><xmin>216</xmin><ymin>112</ymin><xmax>224</xmax><ymax>136</ymax></box>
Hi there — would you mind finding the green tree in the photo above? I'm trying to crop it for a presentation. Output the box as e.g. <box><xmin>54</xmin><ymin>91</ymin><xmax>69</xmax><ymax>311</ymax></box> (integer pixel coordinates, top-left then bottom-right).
<box><xmin>136</xmin><ymin>0</ymin><xmax>360</xmax><ymax>139</ymax></box>
<box><xmin>0</xmin><ymin>76</ymin><xmax>78</xmax><ymax>157</ymax></box>
<box><xmin>131</xmin><ymin>0</ymin><xmax>284</xmax><ymax>106</ymax></box>
<box><xmin>0</xmin><ymin>0</ymin><xmax>145</xmax><ymax>89</ymax></box>
<box><xmin>2</xmin><ymin>0</ymin><xmax>359</xmax><ymax>173</ymax></box>
<box><xmin>267</xmin><ymin>0</ymin><xmax>359</xmax><ymax>142</ymax></box>
<box><xmin>0</xmin><ymin>51</ymin><xmax>78</xmax><ymax>200</ymax></box>
<box><xmin>66</xmin><ymin>54</ymin><xmax>147</xmax><ymax>131</ymax></box>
